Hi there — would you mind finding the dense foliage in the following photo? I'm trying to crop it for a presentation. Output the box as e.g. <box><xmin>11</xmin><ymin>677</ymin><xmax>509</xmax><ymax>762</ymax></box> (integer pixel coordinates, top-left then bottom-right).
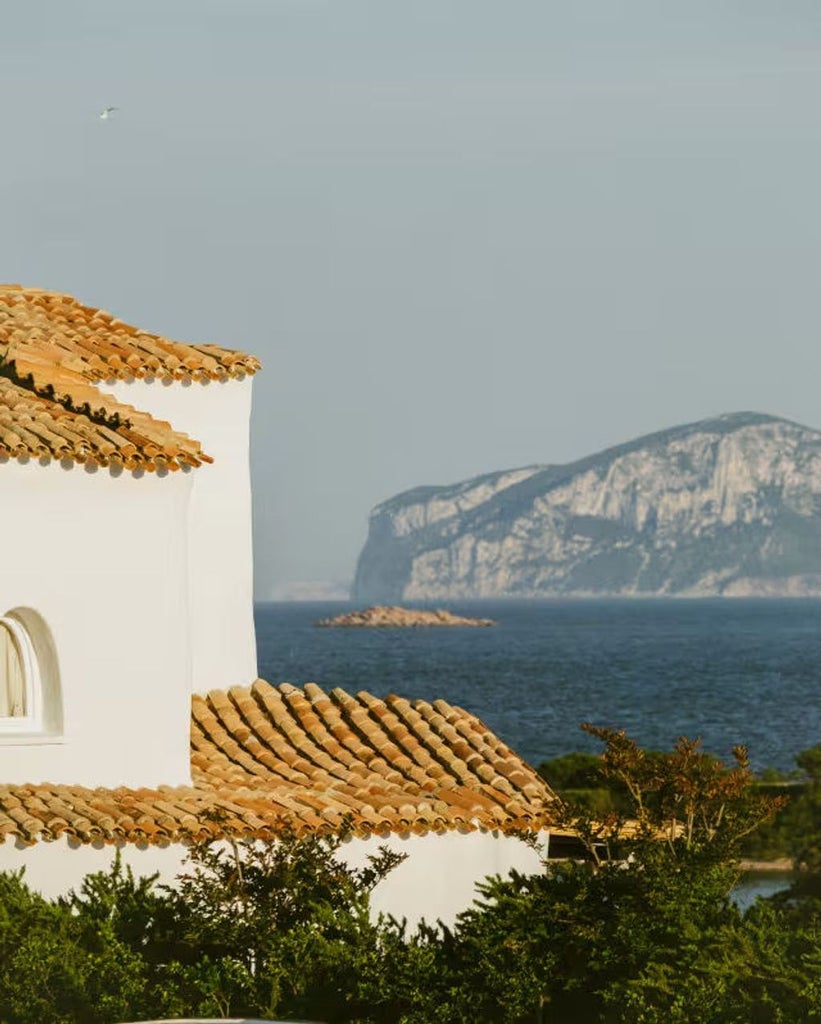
<box><xmin>539</xmin><ymin>739</ymin><xmax>821</xmax><ymax>868</ymax></box>
<box><xmin>0</xmin><ymin>731</ymin><xmax>820</xmax><ymax>1023</ymax></box>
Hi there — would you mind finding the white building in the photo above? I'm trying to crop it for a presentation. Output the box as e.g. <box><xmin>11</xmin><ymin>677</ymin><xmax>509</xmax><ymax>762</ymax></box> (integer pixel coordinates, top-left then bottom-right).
<box><xmin>0</xmin><ymin>285</ymin><xmax>563</xmax><ymax>925</ymax></box>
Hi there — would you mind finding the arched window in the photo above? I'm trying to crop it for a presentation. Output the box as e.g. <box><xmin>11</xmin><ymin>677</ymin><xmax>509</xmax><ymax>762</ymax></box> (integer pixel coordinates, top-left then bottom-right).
<box><xmin>0</xmin><ymin>615</ymin><xmax>42</xmax><ymax>733</ymax></box>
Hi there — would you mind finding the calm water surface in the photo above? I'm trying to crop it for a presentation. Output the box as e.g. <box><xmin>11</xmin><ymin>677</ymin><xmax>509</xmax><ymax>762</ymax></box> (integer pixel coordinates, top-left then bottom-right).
<box><xmin>254</xmin><ymin>599</ymin><xmax>821</xmax><ymax>772</ymax></box>
<box><xmin>732</xmin><ymin>871</ymin><xmax>795</xmax><ymax>912</ymax></box>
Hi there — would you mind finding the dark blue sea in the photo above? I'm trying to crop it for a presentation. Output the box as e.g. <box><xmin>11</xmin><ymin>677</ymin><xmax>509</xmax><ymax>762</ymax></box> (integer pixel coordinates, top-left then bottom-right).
<box><xmin>254</xmin><ymin>599</ymin><xmax>821</xmax><ymax>773</ymax></box>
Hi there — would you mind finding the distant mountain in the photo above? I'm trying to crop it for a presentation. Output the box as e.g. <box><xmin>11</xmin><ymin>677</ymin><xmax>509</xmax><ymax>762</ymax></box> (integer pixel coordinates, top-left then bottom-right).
<box><xmin>268</xmin><ymin>580</ymin><xmax>352</xmax><ymax>602</ymax></box>
<box><xmin>353</xmin><ymin>412</ymin><xmax>821</xmax><ymax>601</ymax></box>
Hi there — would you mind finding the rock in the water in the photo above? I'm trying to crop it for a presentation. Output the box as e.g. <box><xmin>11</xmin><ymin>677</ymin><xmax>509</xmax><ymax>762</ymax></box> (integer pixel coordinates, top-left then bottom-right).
<box><xmin>353</xmin><ymin>412</ymin><xmax>821</xmax><ymax>601</ymax></box>
<box><xmin>316</xmin><ymin>606</ymin><xmax>495</xmax><ymax>628</ymax></box>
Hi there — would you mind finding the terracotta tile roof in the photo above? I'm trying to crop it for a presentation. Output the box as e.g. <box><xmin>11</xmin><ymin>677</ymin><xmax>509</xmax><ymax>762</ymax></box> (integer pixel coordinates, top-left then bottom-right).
<box><xmin>0</xmin><ymin>283</ymin><xmax>262</xmax><ymax>470</ymax></box>
<box><xmin>0</xmin><ymin>681</ymin><xmax>561</xmax><ymax>845</ymax></box>
<box><xmin>0</xmin><ymin>377</ymin><xmax>209</xmax><ymax>471</ymax></box>
<box><xmin>0</xmin><ymin>285</ymin><xmax>260</xmax><ymax>384</ymax></box>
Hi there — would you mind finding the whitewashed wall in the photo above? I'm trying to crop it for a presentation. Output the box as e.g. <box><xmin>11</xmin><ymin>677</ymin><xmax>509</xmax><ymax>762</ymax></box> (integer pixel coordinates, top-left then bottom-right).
<box><xmin>0</xmin><ymin>830</ymin><xmax>548</xmax><ymax>928</ymax></box>
<box><xmin>342</xmin><ymin>829</ymin><xmax>547</xmax><ymax>926</ymax></box>
<box><xmin>107</xmin><ymin>378</ymin><xmax>257</xmax><ymax>693</ymax></box>
<box><xmin>0</xmin><ymin>459</ymin><xmax>193</xmax><ymax>788</ymax></box>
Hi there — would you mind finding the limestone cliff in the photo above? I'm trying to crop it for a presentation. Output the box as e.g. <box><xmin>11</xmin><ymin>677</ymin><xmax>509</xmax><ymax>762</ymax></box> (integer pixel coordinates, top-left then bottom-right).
<box><xmin>353</xmin><ymin>413</ymin><xmax>821</xmax><ymax>601</ymax></box>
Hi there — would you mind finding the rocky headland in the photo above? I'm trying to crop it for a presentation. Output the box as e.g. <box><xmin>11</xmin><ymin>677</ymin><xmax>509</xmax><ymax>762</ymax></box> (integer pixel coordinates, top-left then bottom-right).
<box><xmin>353</xmin><ymin>412</ymin><xmax>821</xmax><ymax>601</ymax></box>
<box><xmin>316</xmin><ymin>606</ymin><xmax>495</xmax><ymax>628</ymax></box>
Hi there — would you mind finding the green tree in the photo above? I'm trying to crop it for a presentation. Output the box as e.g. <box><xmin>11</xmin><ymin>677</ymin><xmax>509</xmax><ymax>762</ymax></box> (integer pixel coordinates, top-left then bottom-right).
<box><xmin>153</xmin><ymin>823</ymin><xmax>406</xmax><ymax>1021</ymax></box>
<box><xmin>537</xmin><ymin>751</ymin><xmax>603</xmax><ymax>790</ymax></box>
<box><xmin>796</xmin><ymin>745</ymin><xmax>821</xmax><ymax>783</ymax></box>
<box><xmin>787</xmin><ymin>743</ymin><xmax>821</xmax><ymax>885</ymax></box>
<box><xmin>617</xmin><ymin>900</ymin><xmax>821</xmax><ymax>1024</ymax></box>
<box><xmin>0</xmin><ymin>730</ymin><xmax>814</xmax><ymax>1024</ymax></box>
<box><xmin>408</xmin><ymin>726</ymin><xmax>788</xmax><ymax>1024</ymax></box>
<box><xmin>551</xmin><ymin>726</ymin><xmax>787</xmax><ymax>870</ymax></box>
<box><xmin>0</xmin><ymin>870</ymin><xmax>150</xmax><ymax>1024</ymax></box>
<box><xmin>0</xmin><ymin>826</ymin><xmax>409</xmax><ymax>1023</ymax></box>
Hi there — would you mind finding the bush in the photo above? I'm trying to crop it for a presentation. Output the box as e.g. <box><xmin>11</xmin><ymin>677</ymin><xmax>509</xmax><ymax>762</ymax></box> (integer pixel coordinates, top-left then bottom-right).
<box><xmin>0</xmin><ymin>871</ymin><xmax>150</xmax><ymax>1024</ymax></box>
<box><xmin>0</xmin><ymin>730</ymin><xmax>819</xmax><ymax>1023</ymax></box>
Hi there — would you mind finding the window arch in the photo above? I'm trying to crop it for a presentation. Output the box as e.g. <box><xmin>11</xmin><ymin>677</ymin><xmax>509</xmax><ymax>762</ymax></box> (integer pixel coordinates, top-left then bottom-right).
<box><xmin>0</xmin><ymin>615</ymin><xmax>41</xmax><ymax>732</ymax></box>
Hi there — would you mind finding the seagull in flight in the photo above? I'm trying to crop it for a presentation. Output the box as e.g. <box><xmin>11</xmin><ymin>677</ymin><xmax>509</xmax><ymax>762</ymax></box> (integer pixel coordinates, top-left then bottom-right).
<box><xmin>98</xmin><ymin>106</ymin><xmax>119</xmax><ymax>120</ymax></box>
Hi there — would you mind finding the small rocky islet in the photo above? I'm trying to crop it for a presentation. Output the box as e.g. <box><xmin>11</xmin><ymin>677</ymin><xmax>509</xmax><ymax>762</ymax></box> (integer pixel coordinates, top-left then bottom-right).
<box><xmin>315</xmin><ymin>605</ymin><xmax>495</xmax><ymax>628</ymax></box>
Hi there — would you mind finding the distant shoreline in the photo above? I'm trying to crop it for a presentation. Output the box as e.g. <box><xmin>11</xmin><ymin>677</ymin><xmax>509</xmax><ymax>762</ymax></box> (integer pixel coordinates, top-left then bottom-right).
<box><xmin>259</xmin><ymin>594</ymin><xmax>821</xmax><ymax>605</ymax></box>
<box><xmin>739</xmin><ymin>858</ymin><xmax>794</xmax><ymax>873</ymax></box>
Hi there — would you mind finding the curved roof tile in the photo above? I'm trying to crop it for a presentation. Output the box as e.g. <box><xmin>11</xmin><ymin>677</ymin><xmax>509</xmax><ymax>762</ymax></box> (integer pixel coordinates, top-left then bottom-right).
<box><xmin>0</xmin><ymin>285</ymin><xmax>261</xmax><ymax>469</ymax></box>
<box><xmin>0</xmin><ymin>681</ymin><xmax>561</xmax><ymax>845</ymax></box>
<box><xmin>0</xmin><ymin>286</ymin><xmax>260</xmax><ymax>383</ymax></box>
<box><xmin>0</xmin><ymin>377</ymin><xmax>209</xmax><ymax>470</ymax></box>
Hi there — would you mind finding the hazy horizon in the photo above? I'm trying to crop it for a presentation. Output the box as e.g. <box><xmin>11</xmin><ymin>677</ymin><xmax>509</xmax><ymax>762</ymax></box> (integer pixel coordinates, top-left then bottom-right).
<box><xmin>3</xmin><ymin>2</ymin><xmax>821</xmax><ymax>596</ymax></box>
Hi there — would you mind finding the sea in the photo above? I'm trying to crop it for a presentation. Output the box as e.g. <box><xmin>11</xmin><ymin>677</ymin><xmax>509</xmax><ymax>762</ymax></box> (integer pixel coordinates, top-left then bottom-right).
<box><xmin>255</xmin><ymin>598</ymin><xmax>821</xmax><ymax>774</ymax></box>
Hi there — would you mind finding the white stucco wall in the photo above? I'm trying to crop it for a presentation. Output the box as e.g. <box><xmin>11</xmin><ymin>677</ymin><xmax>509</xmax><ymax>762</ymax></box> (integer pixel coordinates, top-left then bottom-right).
<box><xmin>0</xmin><ymin>829</ymin><xmax>548</xmax><ymax>928</ymax></box>
<box><xmin>0</xmin><ymin>459</ymin><xmax>193</xmax><ymax>788</ymax></box>
<box><xmin>341</xmin><ymin>829</ymin><xmax>548</xmax><ymax>926</ymax></box>
<box><xmin>107</xmin><ymin>378</ymin><xmax>257</xmax><ymax>693</ymax></box>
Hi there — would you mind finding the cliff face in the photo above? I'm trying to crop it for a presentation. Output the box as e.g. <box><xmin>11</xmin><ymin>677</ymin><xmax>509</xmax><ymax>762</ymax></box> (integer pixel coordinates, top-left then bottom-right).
<box><xmin>353</xmin><ymin>413</ymin><xmax>821</xmax><ymax>601</ymax></box>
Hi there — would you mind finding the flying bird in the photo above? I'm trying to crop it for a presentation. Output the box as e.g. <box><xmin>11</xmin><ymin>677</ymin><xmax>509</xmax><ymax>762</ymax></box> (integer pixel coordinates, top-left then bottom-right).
<box><xmin>98</xmin><ymin>106</ymin><xmax>119</xmax><ymax>120</ymax></box>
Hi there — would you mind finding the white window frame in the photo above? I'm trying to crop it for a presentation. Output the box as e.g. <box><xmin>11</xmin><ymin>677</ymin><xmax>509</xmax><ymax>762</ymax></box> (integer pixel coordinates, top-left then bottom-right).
<box><xmin>0</xmin><ymin>616</ymin><xmax>42</xmax><ymax>734</ymax></box>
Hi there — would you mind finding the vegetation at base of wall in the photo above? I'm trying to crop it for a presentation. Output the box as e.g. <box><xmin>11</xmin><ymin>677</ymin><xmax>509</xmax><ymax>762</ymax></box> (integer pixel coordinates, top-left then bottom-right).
<box><xmin>0</xmin><ymin>731</ymin><xmax>819</xmax><ymax>1023</ymax></box>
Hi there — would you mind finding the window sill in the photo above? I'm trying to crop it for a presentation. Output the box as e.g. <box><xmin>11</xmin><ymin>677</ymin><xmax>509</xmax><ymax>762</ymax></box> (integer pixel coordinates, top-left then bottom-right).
<box><xmin>0</xmin><ymin>733</ymin><xmax>64</xmax><ymax>746</ymax></box>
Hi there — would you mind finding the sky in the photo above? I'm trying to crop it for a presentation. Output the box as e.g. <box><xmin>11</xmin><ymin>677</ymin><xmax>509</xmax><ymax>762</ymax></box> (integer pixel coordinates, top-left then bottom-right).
<box><xmin>2</xmin><ymin>1</ymin><xmax>821</xmax><ymax>596</ymax></box>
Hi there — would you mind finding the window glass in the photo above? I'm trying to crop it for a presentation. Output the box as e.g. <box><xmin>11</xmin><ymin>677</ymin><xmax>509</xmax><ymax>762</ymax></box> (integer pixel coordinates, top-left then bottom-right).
<box><xmin>0</xmin><ymin>621</ymin><xmax>26</xmax><ymax>718</ymax></box>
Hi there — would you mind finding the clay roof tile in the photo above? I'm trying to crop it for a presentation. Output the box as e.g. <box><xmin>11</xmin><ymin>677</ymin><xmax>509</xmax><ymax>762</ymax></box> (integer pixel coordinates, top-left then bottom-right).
<box><xmin>0</xmin><ymin>285</ymin><xmax>262</xmax><ymax>471</ymax></box>
<box><xmin>0</xmin><ymin>681</ymin><xmax>561</xmax><ymax>846</ymax></box>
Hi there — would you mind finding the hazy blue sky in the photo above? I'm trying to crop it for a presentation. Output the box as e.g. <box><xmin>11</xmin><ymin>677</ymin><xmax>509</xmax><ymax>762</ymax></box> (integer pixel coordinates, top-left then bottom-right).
<box><xmin>2</xmin><ymin>1</ymin><xmax>821</xmax><ymax>595</ymax></box>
